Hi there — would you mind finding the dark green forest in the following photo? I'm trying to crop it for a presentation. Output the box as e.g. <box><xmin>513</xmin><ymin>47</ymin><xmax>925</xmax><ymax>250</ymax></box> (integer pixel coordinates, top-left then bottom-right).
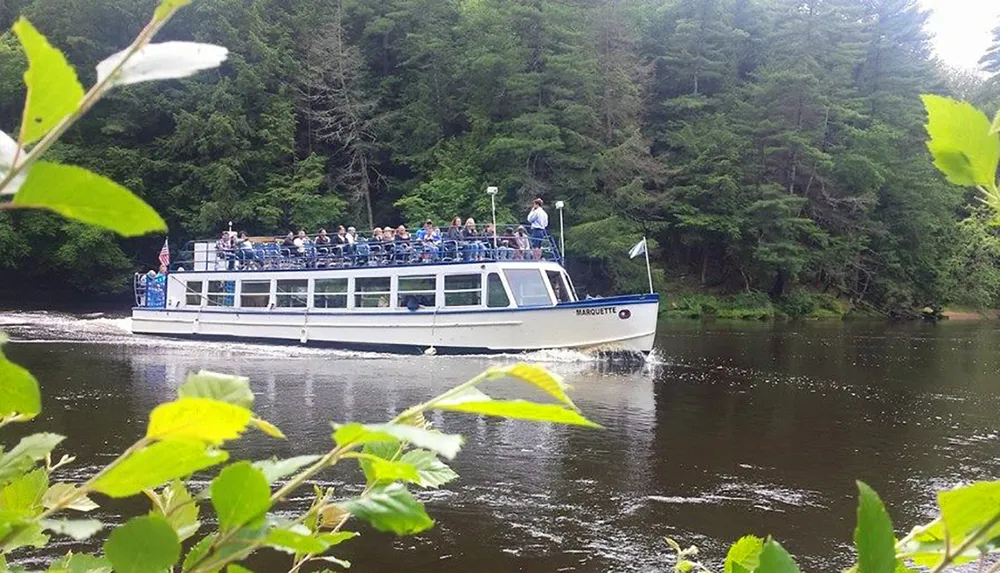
<box><xmin>1</xmin><ymin>0</ymin><xmax>999</xmax><ymax>312</ymax></box>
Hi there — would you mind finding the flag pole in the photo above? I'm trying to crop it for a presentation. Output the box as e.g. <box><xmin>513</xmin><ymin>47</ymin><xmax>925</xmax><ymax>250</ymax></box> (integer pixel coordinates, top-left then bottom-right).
<box><xmin>643</xmin><ymin>236</ymin><xmax>653</xmax><ymax>294</ymax></box>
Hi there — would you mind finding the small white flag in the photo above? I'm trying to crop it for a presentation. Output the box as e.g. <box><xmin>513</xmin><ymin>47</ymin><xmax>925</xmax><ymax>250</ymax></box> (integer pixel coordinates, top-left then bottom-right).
<box><xmin>629</xmin><ymin>238</ymin><xmax>646</xmax><ymax>259</ymax></box>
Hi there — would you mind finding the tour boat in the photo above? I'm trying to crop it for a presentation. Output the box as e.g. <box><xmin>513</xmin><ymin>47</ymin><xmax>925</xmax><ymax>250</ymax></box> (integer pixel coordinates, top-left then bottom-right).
<box><xmin>131</xmin><ymin>234</ymin><xmax>659</xmax><ymax>355</ymax></box>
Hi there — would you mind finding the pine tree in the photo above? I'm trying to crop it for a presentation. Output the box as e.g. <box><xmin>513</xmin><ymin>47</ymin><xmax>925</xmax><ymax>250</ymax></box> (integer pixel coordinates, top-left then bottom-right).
<box><xmin>980</xmin><ymin>21</ymin><xmax>1000</xmax><ymax>76</ymax></box>
<box><xmin>300</xmin><ymin>0</ymin><xmax>379</xmax><ymax>228</ymax></box>
<box><xmin>659</xmin><ymin>0</ymin><xmax>733</xmax><ymax>97</ymax></box>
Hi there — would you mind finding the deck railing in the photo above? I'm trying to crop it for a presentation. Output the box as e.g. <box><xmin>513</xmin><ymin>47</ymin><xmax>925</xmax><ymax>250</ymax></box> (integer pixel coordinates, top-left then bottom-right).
<box><xmin>171</xmin><ymin>232</ymin><xmax>562</xmax><ymax>272</ymax></box>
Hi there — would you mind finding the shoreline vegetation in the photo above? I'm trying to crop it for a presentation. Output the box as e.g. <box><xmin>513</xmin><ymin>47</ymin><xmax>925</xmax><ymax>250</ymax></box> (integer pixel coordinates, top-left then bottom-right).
<box><xmin>658</xmin><ymin>291</ymin><xmax>1000</xmax><ymax>321</ymax></box>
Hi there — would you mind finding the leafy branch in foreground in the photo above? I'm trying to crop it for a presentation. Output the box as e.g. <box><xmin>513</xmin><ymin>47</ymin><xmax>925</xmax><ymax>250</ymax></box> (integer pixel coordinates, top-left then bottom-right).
<box><xmin>0</xmin><ymin>0</ymin><xmax>226</xmax><ymax>236</ymax></box>
<box><xmin>663</xmin><ymin>480</ymin><xmax>1000</xmax><ymax>573</ymax></box>
<box><xmin>0</xmin><ymin>360</ymin><xmax>598</xmax><ymax>573</ymax></box>
<box><xmin>922</xmin><ymin>95</ymin><xmax>1000</xmax><ymax>218</ymax></box>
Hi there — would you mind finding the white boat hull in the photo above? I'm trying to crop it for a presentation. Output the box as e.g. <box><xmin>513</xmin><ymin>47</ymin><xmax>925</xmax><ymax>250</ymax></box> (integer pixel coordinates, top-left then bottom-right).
<box><xmin>131</xmin><ymin>294</ymin><xmax>659</xmax><ymax>354</ymax></box>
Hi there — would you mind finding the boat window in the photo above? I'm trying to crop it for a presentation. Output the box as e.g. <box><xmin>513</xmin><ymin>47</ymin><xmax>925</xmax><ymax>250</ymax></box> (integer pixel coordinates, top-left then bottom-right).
<box><xmin>355</xmin><ymin>277</ymin><xmax>391</xmax><ymax>308</ymax></box>
<box><xmin>546</xmin><ymin>270</ymin><xmax>572</xmax><ymax>303</ymax></box>
<box><xmin>314</xmin><ymin>278</ymin><xmax>348</xmax><ymax>309</ymax></box>
<box><xmin>185</xmin><ymin>281</ymin><xmax>204</xmax><ymax>306</ymax></box>
<box><xmin>398</xmin><ymin>275</ymin><xmax>436</xmax><ymax>309</ymax></box>
<box><xmin>487</xmin><ymin>272</ymin><xmax>510</xmax><ymax>308</ymax></box>
<box><xmin>275</xmin><ymin>279</ymin><xmax>308</xmax><ymax>308</ymax></box>
<box><xmin>444</xmin><ymin>274</ymin><xmax>481</xmax><ymax>307</ymax></box>
<box><xmin>240</xmin><ymin>280</ymin><xmax>270</xmax><ymax>308</ymax></box>
<box><xmin>206</xmin><ymin>280</ymin><xmax>235</xmax><ymax>307</ymax></box>
<box><xmin>503</xmin><ymin>269</ymin><xmax>552</xmax><ymax>307</ymax></box>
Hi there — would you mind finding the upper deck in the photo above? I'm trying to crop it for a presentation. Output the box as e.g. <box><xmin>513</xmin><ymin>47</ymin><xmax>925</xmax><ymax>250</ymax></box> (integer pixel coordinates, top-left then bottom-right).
<box><xmin>176</xmin><ymin>231</ymin><xmax>562</xmax><ymax>273</ymax></box>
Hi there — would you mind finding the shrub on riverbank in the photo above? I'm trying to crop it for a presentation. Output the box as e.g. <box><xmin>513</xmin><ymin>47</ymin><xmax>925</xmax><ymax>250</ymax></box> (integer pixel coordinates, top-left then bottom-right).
<box><xmin>660</xmin><ymin>291</ymin><xmax>852</xmax><ymax>320</ymax></box>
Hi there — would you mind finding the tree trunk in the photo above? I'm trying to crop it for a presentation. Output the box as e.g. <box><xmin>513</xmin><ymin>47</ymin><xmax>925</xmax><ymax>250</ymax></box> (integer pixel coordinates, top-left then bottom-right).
<box><xmin>700</xmin><ymin>249</ymin><xmax>709</xmax><ymax>285</ymax></box>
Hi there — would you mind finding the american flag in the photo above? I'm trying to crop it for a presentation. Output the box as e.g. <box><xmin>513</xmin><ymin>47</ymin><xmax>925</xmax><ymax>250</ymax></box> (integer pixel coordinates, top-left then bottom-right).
<box><xmin>158</xmin><ymin>239</ymin><xmax>170</xmax><ymax>267</ymax></box>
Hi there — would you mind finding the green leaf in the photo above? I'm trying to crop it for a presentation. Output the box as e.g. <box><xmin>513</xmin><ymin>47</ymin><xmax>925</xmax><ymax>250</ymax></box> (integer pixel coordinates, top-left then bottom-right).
<box><xmin>897</xmin><ymin>522</ymin><xmax>978</xmax><ymax>567</ymax></box>
<box><xmin>181</xmin><ymin>534</ymin><xmax>215</xmax><ymax>573</ymax></box>
<box><xmin>151</xmin><ymin>480</ymin><xmax>199</xmax><ymax>541</ymax></box>
<box><xmin>855</xmin><ymin>482</ymin><xmax>896</xmax><ymax>573</ymax></box>
<box><xmin>938</xmin><ymin>481</ymin><xmax>1000</xmax><ymax>546</ymax></box>
<box><xmin>249</xmin><ymin>417</ymin><xmax>285</xmax><ymax>439</ymax></box>
<box><xmin>0</xmin><ymin>469</ymin><xmax>47</xmax><ymax>516</ymax></box>
<box><xmin>178</xmin><ymin>371</ymin><xmax>253</xmax><ymax>409</ymax></box>
<box><xmin>314</xmin><ymin>556</ymin><xmax>351</xmax><ymax>569</ymax></box>
<box><xmin>0</xmin><ymin>433</ymin><xmax>64</xmax><ymax>485</ymax></box>
<box><xmin>340</xmin><ymin>483</ymin><xmax>433</xmax><ymax>535</ymax></box>
<box><xmin>332</xmin><ymin>423</ymin><xmax>463</xmax><ymax>460</ymax></box>
<box><xmin>358</xmin><ymin>440</ymin><xmax>401</xmax><ymax>484</ymax></box>
<box><xmin>146</xmin><ymin>397</ymin><xmax>252</xmax><ymax>445</ymax></box>
<box><xmin>435</xmin><ymin>399</ymin><xmax>602</xmax><ymax>428</ymax></box>
<box><xmin>154</xmin><ymin>0</ymin><xmax>192</xmax><ymax>21</ymax></box>
<box><xmin>48</xmin><ymin>554</ymin><xmax>112</xmax><ymax>573</ymax></box>
<box><xmin>210</xmin><ymin>461</ymin><xmax>271</xmax><ymax>531</ymax></box>
<box><xmin>399</xmin><ymin>450</ymin><xmax>458</xmax><ymax>489</ymax></box>
<box><xmin>922</xmin><ymin>94</ymin><xmax>1000</xmax><ymax>188</ymax></box>
<box><xmin>12</xmin><ymin>162</ymin><xmax>166</xmax><ymax>237</ymax></box>
<box><xmin>253</xmin><ymin>455</ymin><xmax>321</xmax><ymax>484</ymax></box>
<box><xmin>0</xmin><ymin>347</ymin><xmax>41</xmax><ymax>420</ymax></box>
<box><xmin>41</xmin><ymin>518</ymin><xmax>103</xmax><ymax>540</ymax></box>
<box><xmin>488</xmin><ymin>363</ymin><xmax>578</xmax><ymax>410</ymax></box>
<box><xmin>318</xmin><ymin>531</ymin><xmax>358</xmax><ymax>546</ymax></box>
<box><xmin>363</xmin><ymin>456</ymin><xmax>420</xmax><ymax>484</ymax></box>
<box><xmin>11</xmin><ymin>18</ymin><xmax>84</xmax><ymax>145</ymax></box>
<box><xmin>264</xmin><ymin>527</ymin><xmax>330</xmax><ymax>554</ymax></box>
<box><xmin>724</xmin><ymin>535</ymin><xmax>764</xmax><ymax>573</ymax></box>
<box><xmin>757</xmin><ymin>538</ymin><xmax>800</xmax><ymax>573</ymax></box>
<box><xmin>226</xmin><ymin>566</ymin><xmax>253</xmax><ymax>573</ymax></box>
<box><xmin>92</xmin><ymin>439</ymin><xmax>228</xmax><ymax>497</ymax></box>
<box><xmin>43</xmin><ymin>483</ymin><xmax>98</xmax><ymax>512</ymax></box>
<box><xmin>103</xmin><ymin>515</ymin><xmax>180</xmax><ymax>573</ymax></box>
<box><xmin>2</xmin><ymin>520</ymin><xmax>48</xmax><ymax>551</ymax></box>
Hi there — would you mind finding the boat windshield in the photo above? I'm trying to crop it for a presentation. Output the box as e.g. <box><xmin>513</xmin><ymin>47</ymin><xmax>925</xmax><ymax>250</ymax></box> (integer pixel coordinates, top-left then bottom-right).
<box><xmin>503</xmin><ymin>269</ymin><xmax>553</xmax><ymax>307</ymax></box>
<box><xmin>545</xmin><ymin>270</ymin><xmax>573</xmax><ymax>303</ymax></box>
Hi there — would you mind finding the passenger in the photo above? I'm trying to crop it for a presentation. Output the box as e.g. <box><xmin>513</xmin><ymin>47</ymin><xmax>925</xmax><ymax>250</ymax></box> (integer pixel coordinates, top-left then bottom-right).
<box><xmin>443</xmin><ymin>217</ymin><xmax>462</xmax><ymax>260</ymax></box>
<box><xmin>463</xmin><ymin>218</ymin><xmax>484</xmax><ymax>261</ymax></box>
<box><xmin>497</xmin><ymin>226</ymin><xmax>515</xmax><ymax>260</ymax></box>
<box><xmin>527</xmin><ymin>198</ymin><xmax>548</xmax><ymax>259</ymax></box>
<box><xmin>423</xmin><ymin>223</ymin><xmax>441</xmax><ymax>261</ymax></box>
<box><xmin>314</xmin><ymin>228</ymin><xmax>331</xmax><ymax>246</ymax></box>
<box><xmin>372</xmin><ymin>227</ymin><xmax>383</xmax><ymax>242</ymax></box>
<box><xmin>415</xmin><ymin>220</ymin><xmax>432</xmax><ymax>241</ymax></box>
<box><xmin>346</xmin><ymin>226</ymin><xmax>357</xmax><ymax>245</ymax></box>
<box><xmin>282</xmin><ymin>231</ymin><xmax>295</xmax><ymax>247</ymax></box>
<box><xmin>513</xmin><ymin>225</ymin><xmax>530</xmax><ymax>259</ymax></box>
<box><xmin>293</xmin><ymin>231</ymin><xmax>307</xmax><ymax>254</ymax></box>
<box><xmin>237</xmin><ymin>231</ymin><xmax>256</xmax><ymax>269</ymax></box>
<box><xmin>483</xmin><ymin>223</ymin><xmax>498</xmax><ymax>259</ymax></box>
<box><xmin>217</xmin><ymin>230</ymin><xmax>236</xmax><ymax>270</ymax></box>
<box><xmin>446</xmin><ymin>217</ymin><xmax>463</xmax><ymax>241</ymax></box>
<box><xmin>157</xmin><ymin>263</ymin><xmax>168</xmax><ymax>275</ymax></box>
<box><xmin>394</xmin><ymin>225</ymin><xmax>412</xmax><ymax>263</ymax></box>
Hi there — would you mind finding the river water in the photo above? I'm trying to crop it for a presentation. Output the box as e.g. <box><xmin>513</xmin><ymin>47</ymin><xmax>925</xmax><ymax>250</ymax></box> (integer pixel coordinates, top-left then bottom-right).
<box><xmin>2</xmin><ymin>312</ymin><xmax>1000</xmax><ymax>572</ymax></box>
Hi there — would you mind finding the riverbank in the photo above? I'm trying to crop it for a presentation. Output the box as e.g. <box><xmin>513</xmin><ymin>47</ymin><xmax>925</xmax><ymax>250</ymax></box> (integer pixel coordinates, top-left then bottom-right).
<box><xmin>658</xmin><ymin>291</ymin><xmax>1000</xmax><ymax>321</ymax></box>
<box><xmin>659</xmin><ymin>291</ymin><xmax>868</xmax><ymax>320</ymax></box>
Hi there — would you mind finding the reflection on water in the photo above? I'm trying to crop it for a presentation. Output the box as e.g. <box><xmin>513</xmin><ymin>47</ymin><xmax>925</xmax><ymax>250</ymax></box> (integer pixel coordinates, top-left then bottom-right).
<box><xmin>3</xmin><ymin>312</ymin><xmax>1000</xmax><ymax>572</ymax></box>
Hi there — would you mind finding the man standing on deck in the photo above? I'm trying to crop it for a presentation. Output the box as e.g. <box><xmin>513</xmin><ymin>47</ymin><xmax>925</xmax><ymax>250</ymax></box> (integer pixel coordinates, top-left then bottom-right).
<box><xmin>527</xmin><ymin>198</ymin><xmax>548</xmax><ymax>259</ymax></box>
